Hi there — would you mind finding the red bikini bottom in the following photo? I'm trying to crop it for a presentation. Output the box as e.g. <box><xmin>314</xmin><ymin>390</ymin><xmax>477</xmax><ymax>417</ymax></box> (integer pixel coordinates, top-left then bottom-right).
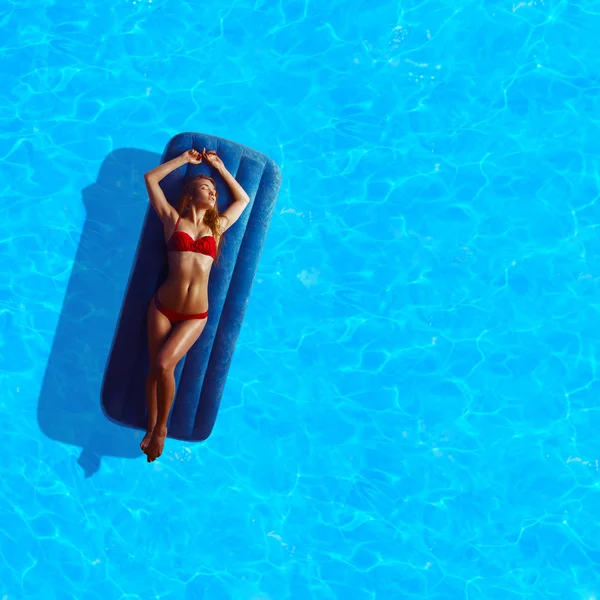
<box><xmin>154</xmin><ymin>294</ymin><xmax>208</xmax><ymax>324</ymax></box>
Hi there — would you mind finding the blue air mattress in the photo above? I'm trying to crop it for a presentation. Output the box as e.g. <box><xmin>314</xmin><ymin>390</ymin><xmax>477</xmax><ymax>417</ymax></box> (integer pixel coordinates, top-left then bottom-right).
<box><xmin>101</xmin><ymin>133</ymin><xmax>281</xmax><ymax>441</ymax></box>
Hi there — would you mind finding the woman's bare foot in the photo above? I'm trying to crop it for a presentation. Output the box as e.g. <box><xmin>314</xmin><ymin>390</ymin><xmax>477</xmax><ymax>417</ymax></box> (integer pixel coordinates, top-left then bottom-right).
<box><xmin>140</xmin><ymin>429</ymin><xmax>154</xmax><ymax>453</ymax></box>
<box><xmin>146</xmin><ymin>427</ymin><xmax>167</xmax><ymax>462</ymax></box>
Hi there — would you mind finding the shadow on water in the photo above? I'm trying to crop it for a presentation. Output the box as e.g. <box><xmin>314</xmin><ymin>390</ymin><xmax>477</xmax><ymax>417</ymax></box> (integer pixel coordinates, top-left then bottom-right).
<box><xmin>38</xmin><ymin>148</ymin><xmax>163</xmax><ymax>477</ymax></box>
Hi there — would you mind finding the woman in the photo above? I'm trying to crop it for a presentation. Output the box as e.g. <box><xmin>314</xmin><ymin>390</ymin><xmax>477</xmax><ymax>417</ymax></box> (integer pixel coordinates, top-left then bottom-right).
<box><xmin>142</xmin><ymin>148</ymin><xmax>250</xmax><ymax>462</ymax></box>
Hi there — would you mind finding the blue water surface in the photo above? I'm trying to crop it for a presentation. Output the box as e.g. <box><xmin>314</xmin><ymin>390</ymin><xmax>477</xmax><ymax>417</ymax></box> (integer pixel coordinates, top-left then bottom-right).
<box><xmin>2</xmin><ymin>0</ymin><xmax>600</xmax><ymax>598</ymax></box>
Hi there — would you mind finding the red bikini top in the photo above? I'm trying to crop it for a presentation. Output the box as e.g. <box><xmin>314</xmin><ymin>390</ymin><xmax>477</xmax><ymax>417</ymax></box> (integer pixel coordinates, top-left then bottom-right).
<box><xmin>166</xmin><ymin>217</ymin><xmax>217</xmax><ymax>259</ymax></box>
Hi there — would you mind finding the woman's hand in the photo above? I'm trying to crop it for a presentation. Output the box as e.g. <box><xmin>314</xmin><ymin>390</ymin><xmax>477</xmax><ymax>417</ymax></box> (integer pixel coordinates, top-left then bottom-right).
<box><xmin>182</xmin><ymin>149</ymin><xmax>203</xmax><ymax>164</ymax></box>
<box><xmin>202</xmin><ymin>148</ymin><xmax>226</xmax><ymax>173</ymax></box>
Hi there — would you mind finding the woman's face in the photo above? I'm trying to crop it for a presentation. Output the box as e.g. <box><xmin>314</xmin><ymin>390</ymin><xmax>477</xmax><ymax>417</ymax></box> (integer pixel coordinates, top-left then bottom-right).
<box><xmin>191</xmin><ymin>178</ymin><xmax>216</xmax><ymax>208</ymax></box>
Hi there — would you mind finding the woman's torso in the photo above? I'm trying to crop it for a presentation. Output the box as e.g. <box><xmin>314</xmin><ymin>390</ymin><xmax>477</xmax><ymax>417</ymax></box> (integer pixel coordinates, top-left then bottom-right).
<box><xmin>157</xmin><ymin>216</ymin><xmax>218</xmax><ymax>314</ymax></box>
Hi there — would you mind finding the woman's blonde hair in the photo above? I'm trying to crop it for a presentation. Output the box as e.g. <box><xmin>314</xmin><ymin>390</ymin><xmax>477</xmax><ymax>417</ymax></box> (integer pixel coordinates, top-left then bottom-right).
<box><xmin>176</xmin><ymin>174</ymin><xmax>225</xmax><ymax>263</ymax></box>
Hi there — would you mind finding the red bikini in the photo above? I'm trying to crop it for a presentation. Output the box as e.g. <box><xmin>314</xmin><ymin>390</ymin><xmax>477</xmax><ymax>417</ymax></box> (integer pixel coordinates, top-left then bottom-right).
<box><xmin>153</xmin><ymin>295</ymin><xmax>208</xmax><ymax>324</ymax></box>
<box><xmin>154</xmin><ymin>216</ymin><xmax>215</xmax><ymax>324</ymax></box>
<box><xmin>166</xmin><ymin>219</ymin><xmax>217</xmax><ymax>258</ymax></box>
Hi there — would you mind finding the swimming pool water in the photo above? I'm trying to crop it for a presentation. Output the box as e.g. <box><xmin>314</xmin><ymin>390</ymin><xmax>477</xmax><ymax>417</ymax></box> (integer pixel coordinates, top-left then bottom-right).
<box><xmin>2</xmin><ymin>0</ymin><xmax>600</xmax><ymax>598</ymax></box>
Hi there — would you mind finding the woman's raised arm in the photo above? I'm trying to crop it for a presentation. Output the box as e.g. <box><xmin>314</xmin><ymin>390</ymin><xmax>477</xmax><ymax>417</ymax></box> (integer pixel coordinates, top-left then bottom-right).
<box><xmin>203</xmin><ymin>150</ymin><xmax>250</xmax><ymax>232</ymax></box>
<box><xmin>144</xmin><ymin>150</ymin><xmax>202</xmax><ymax>224</ymax></box>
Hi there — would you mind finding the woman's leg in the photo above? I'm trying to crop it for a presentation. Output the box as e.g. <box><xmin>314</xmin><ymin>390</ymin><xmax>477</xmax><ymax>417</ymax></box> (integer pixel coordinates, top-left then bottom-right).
<box><xmin>143</xmin><ymin>298</ymin><xmax>172</xmax><ymax>451</ymax></box>
<box><xmin>145</xmin><ymin>316</ymin><xmax>208</xmax><ymax>462</ymax></box>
